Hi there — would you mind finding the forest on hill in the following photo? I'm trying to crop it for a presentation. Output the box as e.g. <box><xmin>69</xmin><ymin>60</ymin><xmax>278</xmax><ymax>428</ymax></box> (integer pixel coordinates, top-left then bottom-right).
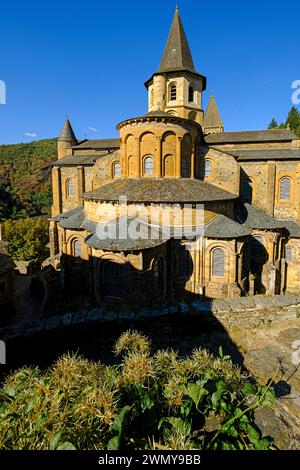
<box><xmin>0</xmin><ymin>138</ymin><xmax>57</xmax><ymax>221</ymax></box>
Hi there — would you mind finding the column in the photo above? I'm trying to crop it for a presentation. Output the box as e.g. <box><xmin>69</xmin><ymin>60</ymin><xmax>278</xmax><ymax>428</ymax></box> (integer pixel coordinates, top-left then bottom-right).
<box><xmin>191</xmin><ymin>142</ymin><xmax>196</xmax><ymax>179</ymax></box>
<box><xmin>156</xmin><ymin>136</ymin><xmax>162</xmax><ymax>177</ymax></box>
<box><xmin>77</xmin><ymin>166</ymin><xmax>85</xmax><ymax>205</ymax></box>
<box><xmin>119</xmin><ymin>138</ymin><xmax>126</xmax><ymax>177</ymax></box>
<box><xmin>52</xmin><ymin>166</ymin><xmax>62</xmax><ymax>216</ymax></box>
<box><xmin>176</xmin><ymin>137</ymin><xmax>183</xmax><ymax>177</ymax></box>
<box><xmin>134</xmin><ymin>137</ymin><xmax>140</xmax><ymax>177</ymax></box>
<box><xmin>266</xmin><ymin>162</ymin><xmax>276</xmax><ymax>216</ymax></box>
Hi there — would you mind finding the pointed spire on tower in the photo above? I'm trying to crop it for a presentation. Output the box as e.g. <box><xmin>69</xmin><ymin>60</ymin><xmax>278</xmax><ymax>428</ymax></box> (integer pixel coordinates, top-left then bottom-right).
<box><xmin>204</xmin><ymin>95</ymin><xmax>224</xmax><ymax>134</ymax></box>
<box><xmin>158</xmin><ymin>7</ymin><xmax>196</xmax><ymax>74</ymax></box>
<box><xmin>58</xmin><ymin>117</ymin><xmax>78</xmax><ymax>143</ymax></box>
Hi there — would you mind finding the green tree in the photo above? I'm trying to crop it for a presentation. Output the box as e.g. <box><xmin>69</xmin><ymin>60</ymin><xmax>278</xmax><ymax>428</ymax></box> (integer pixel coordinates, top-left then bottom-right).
<box><xmin>3</xmin><ymin>218</ymin><xmax>49</xmax><ymax>262</ymax></box>
<box><xmin>286</xmin><ymin>106</ymin><xmax>300</xmax><ymax>131</ymax></box>
<box><xmin>268</xmin><ymin>118</ymin><xmax>278</xmax><ymax>129</ymax></box>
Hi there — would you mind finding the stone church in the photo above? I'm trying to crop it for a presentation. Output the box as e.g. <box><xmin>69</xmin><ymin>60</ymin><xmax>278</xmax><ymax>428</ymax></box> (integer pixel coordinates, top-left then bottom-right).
<box><xmin>49</xmin><ymin>7</ymin><xmax>300</xmax><ymax>305</ymax></box>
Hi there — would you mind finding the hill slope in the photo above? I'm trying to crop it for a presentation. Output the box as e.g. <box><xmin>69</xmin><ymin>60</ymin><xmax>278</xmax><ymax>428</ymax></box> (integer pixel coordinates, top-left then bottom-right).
<box><xmin>0</xmin><ymin>139</ymin><xmax>57</xmax><ymax>221</ymax></box>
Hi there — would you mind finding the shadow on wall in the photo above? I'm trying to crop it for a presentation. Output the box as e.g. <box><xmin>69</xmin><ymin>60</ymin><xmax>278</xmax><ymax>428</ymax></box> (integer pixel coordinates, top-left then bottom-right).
<box><xmin>1</xmin><ymin>246</ymin><xmax>248</xmax><ymax>376</ymax></box>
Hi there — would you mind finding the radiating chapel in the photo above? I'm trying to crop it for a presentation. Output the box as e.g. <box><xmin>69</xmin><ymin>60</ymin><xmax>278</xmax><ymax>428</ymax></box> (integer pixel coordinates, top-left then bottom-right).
<box><xmin>49</xmin><ymin>8</ymin><xmax>300</xmax><ymax>304</ymax></box>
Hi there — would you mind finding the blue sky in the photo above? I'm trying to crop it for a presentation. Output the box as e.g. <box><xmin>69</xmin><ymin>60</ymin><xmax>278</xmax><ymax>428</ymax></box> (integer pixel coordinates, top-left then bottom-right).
<box><xmin>0</xmin><ymin>0</ymin><xmax>299</xmax><ymax>144</ymax></box>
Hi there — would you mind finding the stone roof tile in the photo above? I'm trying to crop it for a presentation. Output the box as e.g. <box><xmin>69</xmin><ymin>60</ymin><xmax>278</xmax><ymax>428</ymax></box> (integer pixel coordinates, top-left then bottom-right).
<box><xmin>83</xmin><ymin>178</ymin><xmax>237</xmax><ymax>204</ymax></box>
<box><xmin>205</xmin><ymin>129</ymin><xmax>297</xmax><ymax>144</ymax></box>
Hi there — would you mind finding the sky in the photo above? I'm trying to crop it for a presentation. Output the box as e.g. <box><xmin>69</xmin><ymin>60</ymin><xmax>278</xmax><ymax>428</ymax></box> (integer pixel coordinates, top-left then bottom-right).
<box><xmin>0</xmin><ymin>0</ymin><xmax>299</xmax><ymax>144</ymax></box>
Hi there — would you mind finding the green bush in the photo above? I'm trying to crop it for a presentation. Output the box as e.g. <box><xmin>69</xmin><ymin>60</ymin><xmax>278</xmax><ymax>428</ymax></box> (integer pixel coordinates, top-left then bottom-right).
<box><xmin>0</xmin><ymin>331</ymin><xmax>275</xmax><ymax>450</ymax></box>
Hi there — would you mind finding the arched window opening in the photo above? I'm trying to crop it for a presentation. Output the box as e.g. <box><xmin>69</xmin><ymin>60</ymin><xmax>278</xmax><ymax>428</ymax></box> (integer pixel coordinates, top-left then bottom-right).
<box><xmin>188</xmin><ymin>85</ymin><xmax>194</xmax><ymax>102</ymax></box>
<box><xmin>66</xmin><ymin>179</ymin><xmax>74</xmax><ymax>198</ymax></box>
<box><xmin>252</xmin><ymin>236</ymin><xmax>265</xmax><ymax>261</ymax></box>
<box><xmin>203</xmin><ymin>159</ymin><xmax>212</xmax><ymax>177</ymax></box>
<box><xmin>241</xmin><ymin>176</ymin><xmax>253</xmax><ymax>203</ymax></box>
<box><xmin>286</xmin><ymin>246</ymin><xmax>292</xmax><ymax>265</ymax></box>
<box><xmin>178</xmin><ymin>249</ymin><xmax>191</xmax><ymax>279</ymax></box>
<box><xmin>150</xmin><ymin>89</ymin><xmax>154</xmax><ymax>107</ymax></box>
<box><xmin>144</xmin><ymin>156</ymin><xmax>154</xmax><ymax>175</ymax></box>
<box><xmin>113</xmin><ymin>162</ymin><xmax>121</xmax><ymax>178</ymax></box>
<box><xmin>152</xmin><ymin>258</ymin><xmax>164</xmax><ymax>297</ymax></box>
<box><xmin>170</xmin><ymin>84</ymin><xmax>177</xmax><ymax>101</ymax></box>
<box><xmin>280</xmin><ymin>177</ymin><xmax>291</xmax><ymax>201</ymax></box>
<box><xmin>181</xmin><ymin>157</ymin><xmax>191</xmax><ymax>178</ymax></box>
<box><xmin>212</xmin><ymin>248</ymin><xmax>225</xmax><ymax>277</ymax></box>
<box><xmin>102</xmin><ymin>262</ymin><xmax>125</xmax><ymax>298</ymax></box>
<box><xmin>73</xmin><ymin>239</ymin><xmax>82</xmax><ymax>258</ymax></box>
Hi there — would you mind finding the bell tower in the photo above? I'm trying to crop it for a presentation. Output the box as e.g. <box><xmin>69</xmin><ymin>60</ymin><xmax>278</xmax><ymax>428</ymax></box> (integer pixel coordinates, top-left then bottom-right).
<box><xmin>145</xmin><ymin>7</ymin><xmax>206</xmax><ymax>125</ymax></box>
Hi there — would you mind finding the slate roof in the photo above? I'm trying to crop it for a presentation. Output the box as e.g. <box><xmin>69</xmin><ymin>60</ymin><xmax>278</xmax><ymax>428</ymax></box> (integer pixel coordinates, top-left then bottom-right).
<box><xmin>117</xmin><ymin>112</ymin><xmax>203</xmax><ymax>131</ymax></box>
<box><xmin>205</xmin><ymin>129</ymin><xmax>297</xmax><ymax>144</ymax></box>
<box><xmin>58</xmin><ymin>208</ymin><xmax>85</xmax><ymax>229</ymax></box>
<box><xmin>72</xmin><ymin>138</ymin><xmax>120</xmax><ymax>150</ymax></box>
<box><xmin>204</xmin><ymin>214</ymin><xmax>251</xmax><ymax>239</ymax></box>
<box><xmin>145</xmin><ymin>110</ymin><xmax>173</xmax><ymax>117</ymax></box>
<box><xmin>52</xmin><ymin>153</ymin><xmax>109</xmax><ymax>166</ymax></box>
<box><xmin>50</xmin><ymin>207</ymin><xmax>82</xmax><ymax>223</ymax></box>
<box><xmin>281</xmin><ymin>220</ymin><xmax>300</xmax><ymax>238</ymax></box>
<box><xmin>0</xmin><ymin>254</ymin><xmax>16</xmax><ymax>275</ymax></box>
<box><xmin>83</xmin><ymin>178</ymin><xmax>237</xmax><ymax>204</ymax></box>
<box><xmin>158</xmin><ymin>7</ymin><xmax>196</xmax><ymax>75</ymax></box>
<box><xmin>58</xmin><ymin>118</ymin><xmax>77</xmax><ymax>143</ymax></box>
<box><xmin>204</xmin><ymin>95</ymin><xmax>223</xmax><ymax>129</ymax></box>
<box><xmin>85</xmin><ymin>216</ymin><xmax>169</xmax><ymax>252</ymax></box>
<box><xmin>238</xmin><ymin>203</ymin><xmax>285</xmax><ymax>230</ymax></box>
<box><xmin>221</xmin><ymin>148</ymin><xmax>300</xmax><ymax>161</ymax></box>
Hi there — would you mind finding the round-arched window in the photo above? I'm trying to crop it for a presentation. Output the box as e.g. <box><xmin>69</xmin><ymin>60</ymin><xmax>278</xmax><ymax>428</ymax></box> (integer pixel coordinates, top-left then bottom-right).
<box><xmin>279</xmin><ymin>177</ymin><xmax>291</xmax><ymax>201</ymax></box>
<box><xmin>73</xmin><ymin>239</ymin><xmax>82</xmax><ymax>258</ymax></box>
<box><xmin>203</xmin><ymin>159</ymin><xmax>212</xmax><ymax>177</ymax></box>
<box><xmin>169</xmin><ymin>83</ymin><xmax>177</xmax><ymax>101</ymax></box>
<box><xmin>212</xmin><ymin>248</ymin><xmax>225</xmax><ymax>277</ymax></box>
<box><xmin>113</xmin><ymin>162</ymin><xmax>121</xmax><ymax>178</ymax></box>
<box><xmin>66</xmin><ymin>179</ymin><xmax>74</xmax><ymax>198</ymax></box>
<box><xmin>144</xmin><ymin>156</ymin><xmax>154</xmax><ymax>175</ymax></box>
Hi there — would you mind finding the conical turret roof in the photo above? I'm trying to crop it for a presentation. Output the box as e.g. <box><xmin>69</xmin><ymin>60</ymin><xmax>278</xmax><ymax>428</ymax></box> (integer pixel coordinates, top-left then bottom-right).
<box><xmin>158</xmin><ymin>7</ymin><xmax>196</xmax><ymax>74</ymax></box>
<box><xmin>58</xmin><ymin>118</ymin><xmax>77</xmax><ymax>143</ymax></box>
<box><xmin>204</xmin><ymin>95</ymin><xmax>224</xmax><ymax>128</ymax></box>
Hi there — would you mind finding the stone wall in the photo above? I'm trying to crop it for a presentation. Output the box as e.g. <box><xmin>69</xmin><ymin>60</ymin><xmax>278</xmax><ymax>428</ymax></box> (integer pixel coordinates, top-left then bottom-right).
<box><xmin>201</xmin><ymin>148</ymin><xmax>240</xmax><ymax>196</ymax></box>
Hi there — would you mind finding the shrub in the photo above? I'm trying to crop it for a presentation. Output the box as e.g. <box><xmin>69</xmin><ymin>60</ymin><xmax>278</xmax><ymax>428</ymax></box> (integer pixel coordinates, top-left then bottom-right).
<box><xmin>0</xmin><ymin>331</ymin><xmax>275</xmax><ymax>450</ymax></box>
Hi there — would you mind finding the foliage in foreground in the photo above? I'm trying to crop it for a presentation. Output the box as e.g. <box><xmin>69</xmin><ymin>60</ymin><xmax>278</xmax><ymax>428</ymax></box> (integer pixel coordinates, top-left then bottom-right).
<box><xmin>3</xmin><ymin>217</ymin><xmax>49</xmax><ymax>262</ymax></box>
<box><xmin>0</xmin><ymin>331</ymin><xmax>275</xmax><ymax>450</ymax></box>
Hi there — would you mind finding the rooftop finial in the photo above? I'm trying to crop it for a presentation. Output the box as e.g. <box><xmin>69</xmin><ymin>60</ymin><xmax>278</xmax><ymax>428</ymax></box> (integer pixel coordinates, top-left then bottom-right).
<box><xmin>176</xmin><ymin>3</ymin><xmax>179</xmax><ymax>11</ymax></box>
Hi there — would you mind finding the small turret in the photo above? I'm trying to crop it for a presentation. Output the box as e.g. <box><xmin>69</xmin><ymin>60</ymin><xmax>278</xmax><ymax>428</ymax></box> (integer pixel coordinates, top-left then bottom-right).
<box><xmin>57</xmin><ymin>117</ymin><xmax>78</xmax><ymax>159</ymax></box>
<box><xmin>203</xmin><ymin>95</ymin><xmax>224</xmax><ymax>134</ymax></box>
